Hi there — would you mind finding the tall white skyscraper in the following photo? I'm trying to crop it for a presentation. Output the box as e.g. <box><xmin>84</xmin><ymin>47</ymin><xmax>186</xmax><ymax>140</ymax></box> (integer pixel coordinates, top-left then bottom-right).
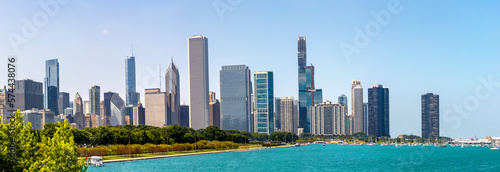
<box><xmin>351</xmin><ymin>80</ymin><xmax>364</xmax><ymax>134</ymax></box>
<box><xmin>188</xmin><ymin>35</ymin><xmax>209</xmax><ymax>130</ymax></box>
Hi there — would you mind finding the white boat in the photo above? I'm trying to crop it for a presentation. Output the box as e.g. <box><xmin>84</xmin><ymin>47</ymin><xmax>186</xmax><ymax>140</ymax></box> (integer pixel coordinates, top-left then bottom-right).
<box><xmin>295</xmin><ymin>143</ymin><xmax>300</xmax><ymax>147</ymax></box>
<box><xmin>90</xmin><ymin>156</ymin><xmax>103</xmax><ymax>166</ymax></box>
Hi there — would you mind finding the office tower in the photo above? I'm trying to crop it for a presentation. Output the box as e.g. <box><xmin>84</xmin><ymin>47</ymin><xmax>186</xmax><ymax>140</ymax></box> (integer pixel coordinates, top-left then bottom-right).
<box><xmin>73</xmin><ymin>92</ymin><xmax>84</xmax><ymax>129</ymax></box>
<box><xmin>100</xmin><ymin>100</ymin><xmax>105</xmax><ymax>118</ymax></box>
<box><xmin>363</xmin><ymin>102</ymin><xmax>369</xmax><ymax>136</ymax></box>
<box><xmin>188</xmin><ymin>35</ymin><xmax>209</xmax><ymax>130</ymax></box>
<box><xmin>125</xmin><ymin>105</ymin><xmax>133</xmax><ymax>125</ymax></box>
<box><xmin>349</xmin><ymin>115</ymin><xmax>354</xmax><ymax>135</ymax></box>
<box><xmin>219</xmin><ymin>65</ymin><xmax>252</xmax><ymax>131</ymax></box>
<box><xmin>125</xmin><ymin>55</ymin><xmax>140</xmax><ymax>107</ymax></box>
<box><xmin>311</xmin><ymin>101</ymin><xmax>349</xmax><ymax>135</ymax></box>
<box><xmin>103</xmin><ymin>92</ymin><xmax>114</xmax><ymax>117</ymax></box>
<box><xmin>297</xmin><ymin>36</ymin><xmax>323</xmax><ymax>133</ymax></box>
<box><xmin>14</xmin><ymin>79</ymin><xmax>43</xmax><ymax>110</ymax></box>
<box><xmin>275</xmin><ymin>98</ymin><xmax>281</xmax><ymax>131</ymax></box>
<box><xmin>338</xmin><ymin>94</ymin><xmax>348</xmax><ymax>106</ymax></box>
<box><xmin>0</xmin><ymin>88</ymin><xmax>5</xmax><ymax>123</ymax></box>
<box><xmin>165</xmin><ymin>59</ymin><xmax>180</xmax><ymax>125</ymax></box>
<box><xmin>351</xmin><ymin>80</ymin><xmax>364</xmax><ymax>134</ymax></box>
<box><xmin>253</xmin><ymin>71</ymin><xmax>274</xmax><ymax>134</ymax></box>
<box><xmin>58</xmin><ymin>92</ymin><xmax>69</xmax><ymax>115</ymax></box>
<box><xmin>44</xmin><ymin>59</ymin><xmax>59</xmax><ymax>115</ymax></box>
<box><xmin>83</xmin><ymin>101</ymin><xmax>89</xmax><ymax>114</ymax></box>
<box><xmin>276</xmin><ymin>97</ymin><xmax>298</xmax><ymax>134</ymax></box>
<box><xmin>64</xmin><ymin>107</ymin><xmax>73</xmax><ymax>116</ymax></box>
<box><xmin>368</xmin><ymin>85</ymin><xmax>390</xmax><ymax>137</ymax></box>
<box><xmin>422</xmin><ymin>93</ymin><xmax>439</xmax><ymax>140</ymax></box>
<box><xmin>145</xmin><ymin>88</ymin><xmax>167</xmax><ymax>127</ymax></box>
<box><xmin>101</xmin><ymin>116</ymin><xmax>110</xmax><ymax>127</ymax></box>
<box><xmin>180</xmin><ymin>102</ymin><xmax>189</xmax><ymax>127</ymax></box>
<box><xmin>21</xmin><ymin>109</ymin><xmax>55</xmax><ymax>129</ymax></box>
<box><xmin>89</xmin><ymin>86</ymin><xmax>100</xmax><ymax>115</ymax></box>
<box><xmin>209</xmin><ymin>92</ymin><xmax>220</xmax><ymax>128</ymax></box>
<box><xmin>109</xmin><ymin>93</ymin><xmax>125</xmax><ymax>125</ymax></box>
<box><xmin>249</xmin><ymin>93</ymin><xmax>254</xmax><ymax>133</ymax></box>
<box><xmin>133</xmin><ymin>100</ymin><xmax>145</xmax><ymax>125</ymax></box>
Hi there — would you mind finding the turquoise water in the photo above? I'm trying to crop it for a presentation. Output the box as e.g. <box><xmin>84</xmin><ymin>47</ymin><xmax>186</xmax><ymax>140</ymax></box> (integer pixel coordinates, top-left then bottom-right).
<box><xmin>88</xmin><ymin>144</ymin><xmax>500</xmax><ymax>171</ymax></box>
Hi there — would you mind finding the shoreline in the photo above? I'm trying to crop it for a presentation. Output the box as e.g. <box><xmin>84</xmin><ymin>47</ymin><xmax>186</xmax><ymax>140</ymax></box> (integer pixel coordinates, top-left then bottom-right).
<box><xmin>102</xmin><ymin>145</ymin><xmax>294</xmax><ymax>163</ymax></box>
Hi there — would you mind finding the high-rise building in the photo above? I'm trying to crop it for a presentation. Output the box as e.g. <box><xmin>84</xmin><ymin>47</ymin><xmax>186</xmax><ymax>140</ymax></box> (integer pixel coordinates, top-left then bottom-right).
<box><xmin>103</xmin><ymin>92</ymin><xmax>114</xmax><ymax>117</ymax></box>
<box><xmin>125</xmin><ymin>105</ymin><xmax>133</xmax><ymax>125</ymax></box>
<box><xmin>249</xmin><ymin>93</ymin><xmax>254</xmax><ymax>133</ymax></box>
<box><xmin>165</xmin><ymin>59</ymin><xmax>180</xmax><ymax>125</ymax></box>
<box><xmin>133</xmin><ymin>100</ymin><xmax>145</xmax><ymax>125</ymax></box>
<box><xmin>297</xmin><ymin>37</ymin><xmax>323</xmax><ymax>133</ymax></box>
<box><xmin>209</xmin><ymin>92</ymin><xmax>220</xmax><ymax>128</ymax></box>
<box><xmin>125</xmin><ymin>55</ymin><xmax>140</xmax><ymax>107</ymax></box>
<box><xmin>44</xmin><ymin>59</ymin><xmax>59</xmax><ymax>115</ymax></box>
<box><xmin>311</xmin><ymin>100</ymin><xmax>349</xmax><ymax>135</ymax></box>
<box><xmin>188</xmin><ymin>35</ymin><xmax>209</xmax><ymax>130</ymax></box>
<box><xmin>14</xmin><ymin>79</ymin><xmax>43</xmax><ymax>111</ymax></box>
<box><xmin>338</xmin><ymin>94</ymin><xmax>348</xmax><ymax>106</ymax></box>
<box><xmin>275</xmin><ymin>98</ymin><xmax>281</xmax><ymax>131</ymax></box>
<box><xmin>89</xmin><ymin>86</ymin><xmax>100</xmax><ymax>115</ymax></box>
<box><xmin>110</xmin><ymin>93</ymin><xmax>125</xmax><ymax>125</ymax></box>
<box><xmin>422</xmin><ymin>93</ymin><xmax>439</xmax><ymax>140</ymax></box>
<box><xmin>348</xmin><ymin>115</ymin><xmax>355</xmax><ymax>135</ymax></box>
<box><xmin>219</xmin><ymin>65</ymin><xmax>252</xmax><ymax>131</ymax></box>
<box><xmin>73</xmin><ymin>92</ymin><xmax>84</xmax><ymax>129</ymax></box>
<box><xmin>180</xmin><ymin>102</ymin><xmax>189</xmax><ymax>127</ymax></box>
<box><xmin>0</xmin><ymin>88</ymin><xmax>6</xmax><ymax>123</ymax></box>
<box><xmin>276</xmin><ymin>97</ymin><xmax>298</xmax><ymax>134</ymax></box>
<box><xmin>83</xmin><ymin>101</ymin><xmax>89</xmax><ymax>115</ymax></box>
<box><xmin>145</xmin><ymin>88</ymin><xmax>167</xmax><ymax>127</ymax></box>
<box><xmin>58</xmin><ymin>92</ymin><xmax>70</xmax><ymax>115</ymax></box>
<box><xmin>351</xmin><ymin>80</ymin><xmax>364</xmax><ymax>134</ymax></box>
<box><xmin>368</xmin><ymin>85</ymin><xmax>390</xmax><ymax>137</ymax></box>
<box><xmin>363</xmin><ymin>102</ymin><xmax>369</xmax><ymax>135</ymax></box>
<box><xmin>253</xmin><ymin>71</ymin><xmax>274</xmax><ymax>134</ymax></box>
<box><xmin>21</xmin><ymin>109</ymin><xmax>55</xmax><ymax>129</ymax></box>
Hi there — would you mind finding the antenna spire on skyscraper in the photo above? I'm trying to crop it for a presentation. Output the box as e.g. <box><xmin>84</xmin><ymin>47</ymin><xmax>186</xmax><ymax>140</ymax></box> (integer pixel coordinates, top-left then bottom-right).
<box><xmin>131</xmin><ymin>44</ymin><xmax>134</xmax><ymax>56</ymax></box>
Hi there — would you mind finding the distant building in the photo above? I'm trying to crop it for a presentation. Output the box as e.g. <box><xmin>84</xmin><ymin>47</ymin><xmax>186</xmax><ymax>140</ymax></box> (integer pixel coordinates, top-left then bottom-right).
<box><xmin>348</xmin><ymin>115</ymin><xmax>355</xmax><ymax>135</ymax></box>
<box><xmin>125</xmin><ymin>105</ymin><xmax>133</xmax><ymax>125</ymax></box>
<box><xmin>73</xmin><ymin>92</ymin><xmax>84</xmax><ymax>129</ymax></box>
<box><xmin>311</xmin><ymin>100</ymin><xmax>349</xmax><ymax>135</ymax></box>
<box><xmin>110</xmin><ymin>93</ymin><xmax>125</xmax><ymax>125</ymax></box>
<box><xmin>188</xmin><ymin>35</ymin><xmax>209</xmax><ymax>130</ymax></box>
<box><xmin>165</xmin><ymin>59</ymin><xmax>180</xmax><ymax>125</ymax></box>
<box><xmin>21</xmin><ymin>109</ymin><xmax>55</xmax><ymax>129</ymax></box>
<box><xmin>84</xmin><ymin>114</ymin><xmax>100</xmax><ymax>128</ymax></box>
<box><xmin>368</xmin><ymin>85</ymin><xmax>390</xmax><ymax>137</ymax></box>
<box><xmin>58</xmin><ymin>92</ymin><xmax>70</xmax><ymax>115</ymax></box>
<box><xmin>422</xmin><ymin>93</ymin><xmax>439</xmax><ymax>140</ymax></box>
<box><xmin>145</xmin><ymin>88</ymin><xmax>167</xmax><ymax>127</ymax></box>
<box><xmin>338</xmin><ymin>94</ymin><xmax>348</xmax><ymax>106</ymax></box>
<box><xmin>133</xmin><ymin>100</ymin><xmax>145</xmax><ymax>125</ymax></box>
<box><xmin>219</xmin><ymin>65</ymin><xmax>252</xmax><ymax>131</ymax></box>
<box><xmin>83</xmin><ymin>101</ymin><xmax>89</xmax><ymax>115</ymax></box>
<box><xmin>103</xmin><ymin>92</ymin><xmax>114</xmax><ymax>117</ymax></box>
<box><xmin>0</xmin><ymin>88</ymin><xmax>6</xmax><ymax>123</ymax></box>
<box><xmin>276</xmin><ymin>97</ymin><xmax>298</xmax><ymax>134</ymax></box>
<box><xmin>44</xmin><ymin>59</ymin><xmax>59</xmax><ymax>115</ymax></box>
<box><xmin>209</xmin><ymin>92</ymin><xmax>221</xmax><ymax>128</ymax></box>
<box><xmin>363</xmin><ymin>102</ymin><xmax>368</xmax><ymax>135</ymax></box>
<box><xmin>14</xmin><ymin>79</ymin><xmax>43</xmax><ymax>111</ymax></box>
<box><xmin>180</xmin><ymin>103</ymin><xmax>189</xmax><ymax>127</ymax></box>
<box><xmin>89</xmin><ymin>86</ymin><xmax>100</xmax><ymax>115</ymax></box>
<box><xmin>125</xmin><ymin>55</ymin><xmax>140</xmax><ymax>107</ymax></box>
<box><xmin>253</xmin><ymin>71</ymin><xmax>274</xmax><ymax>134</ymax></box>
<box><xmin>351</xmin><ymin>80</ymin><xmax>364</xmax><ymax>134</ymax></box>
<box><xmin>64</xmin><ymin>107</ymin><xmax>73</xmax><ymax>116</ymax></box>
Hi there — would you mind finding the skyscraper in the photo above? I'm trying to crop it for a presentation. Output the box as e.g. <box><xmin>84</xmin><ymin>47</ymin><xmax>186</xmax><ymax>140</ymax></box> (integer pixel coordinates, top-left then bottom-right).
<box><xmin>310</xmin><ymin>100</ymin><xmax>349</xmax><ymax>135</ymax></box>
<box><xmin>165</xmin><ymin>59</ymin><xmax>180</xmax><ymax>125</ymax></box>
<box><xmin>180</xmin><ymin>102</ymin><xmax>189</xmax><ymax>128</ymax></box>
<box><xmin>276</xmin><ymin>97</ymin><xmax>298</xmax><ymax>134</ymax></box>
<box><xmin>145</xmin><ymin>88</ymin><xmax>167</xmax><ymax>127</ymax></box>
<box><xmin>368</xmin><ymin>85</ymin><xmax>390</xmax><ymax>137</ymax></box>
<box><xmin>133</xmin><ymin>100</ymin><xmax>145</xmax><ymax>125</ymax></box>
<box><xmin>110</xmin><ymin>93</ymin><xmax>125</xmax><ymax>125</ymax></box>
<box><xmin>297</xmin><ymin>37</ymin><xmax>323</xmax><ymax>133</ymax></box>
<box><xmin>103</xmin><ymin>92</ymin><xmax>114</xmax><ymax>117</ymax></box>
<box><xmin>363</xmin><ymin>102</ymin><xmax>369</xmax><ymax>136</ymax></box>
<box><xmin>338</xmin><ymin>94</ymin><xmax>348</xmax><ymax>106</ymax></box>
<box><xmin>219</xmin><ymin>65</ymin><xmax>252</xmax><ymax>131</ymax></box>
<box><xmin>73</xmin><ymin>92</ymin><xmax>84</xmax><ymax>129</ymax></box>
<box><xmin>188</xmin><ymin>35</ymin><xmax>209</xmax><ymax>130</ymax></box>
<box><xmin>15</xmin><ymin>79</ymin><xmax>43</xmax><ymax>111</ymax></box>
<box><xmin>253</xmin><ymin>71</ymin><xmax>274</xmax><ymax>134</ymax></box>
<box><xmin>351</xmin><ymin>80</ymin><xmax>364</xmax><ymax>134</ymax></box>
<box><xmin>422</xmin><ymin>93</ymin><xmax>439</xmax><ymax>140</ymax></box>
<box><xmin>83</xmin><ymin>101</ymin><xmax>89</xmax><ymax>115</ymax></box>
<box><xmin>89</xmin><ymin>85</ymin><xmax>100</xmax><ymax>115</ymax></box>
<box><xmin>209</xmin><ymin>91</ymin><xmax>220</xmax><ymax>128</ymax></box>
<box><xmin>125</xmin><ymin>55</ymin><xmax>140</xmax><ymax>107</ymax></box>
<box><xmin>58</xmin><ymin>92</ymin><xmax>69</xmax><ymax>116</ymax></box>
<box><xmin>44</xmin><ymin>59</ymin><xmax>59</xmax><ymax>115</ymax></box>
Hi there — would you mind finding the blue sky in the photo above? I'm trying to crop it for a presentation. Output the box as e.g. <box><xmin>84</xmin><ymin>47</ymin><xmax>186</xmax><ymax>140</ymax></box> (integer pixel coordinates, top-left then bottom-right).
<box><xmin>1</xmin><ymin>0</ymin><xmax>499</xmax><ymax>138</ymax></box>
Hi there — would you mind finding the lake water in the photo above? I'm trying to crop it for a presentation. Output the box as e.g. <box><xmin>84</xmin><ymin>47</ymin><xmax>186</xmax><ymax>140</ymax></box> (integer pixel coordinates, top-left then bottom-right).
<box><xmin>88</xmin><ymin>144</ymin><xmax>500</xmax><ymax>171</ymax></box>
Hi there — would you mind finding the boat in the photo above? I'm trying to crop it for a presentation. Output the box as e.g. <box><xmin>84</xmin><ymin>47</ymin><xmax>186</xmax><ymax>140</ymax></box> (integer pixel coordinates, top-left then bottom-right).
<box><xmin>90</xmin><ymin>156</ymin><xmax>103</xmax><ymax>166</ymax></box>
<box><xmin>295</xmin><ymin>143</ymin><xmax>300</xmax><ymax>147</ymax></box>
<box><xmin>440</xmin><ymin>144</ymin><xmax>447</xmax><ymax>147</ymax></box>
<box><xmin>322</xmin><ymin>143</ymin><xmax>325</xmax><ymax>146</ymax></box>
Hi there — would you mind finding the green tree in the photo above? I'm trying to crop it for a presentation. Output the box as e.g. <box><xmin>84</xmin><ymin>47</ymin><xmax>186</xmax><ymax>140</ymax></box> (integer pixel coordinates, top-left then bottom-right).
<box><xmin>203</xmin><ymin>126</ymin><xmax>226</xmax><ymax>141</ymax></box>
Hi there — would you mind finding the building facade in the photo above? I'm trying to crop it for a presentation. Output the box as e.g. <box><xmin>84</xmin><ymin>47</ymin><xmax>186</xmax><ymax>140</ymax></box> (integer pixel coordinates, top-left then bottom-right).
<box><xmin>14</xmin><ymin>79</ymin><xmax>43</xmax><ymax>111</ymax></box>
<box><xmin>363</xmin><ymin>102</ymin><xmax>369</xmax><ymax>135</ymax></box>
<box><xmin>422</xmin><ymin>93</ymin><xmax>439</xmax><ymax>140</ymax></box>
<box><xmin>109</xmin><ymin>93</ymin><xmax>125</xmax><ymax>125</ymax></box>
<box><xmin>58</xmin><ymin>92</ymin><xmax>69</xmax><ymax>116</ymax></box>
<box><xmin>368</xmin><ymin>85</ymin><xmax>390</xmax><ymax>137</ymax></box>
<box><xmin>125</xmin><ymin>55</ymin><xmax>140</xmax><ymax>107</ymax></box>
<box><xmin>310</xmin><ymin>101</ymin><xmax>349</xmax><ymax>135</ymax></box>
<box><xmin>89</xmin><ymin>85</ymin><xmax>100</xmax><ymax>115</ymax></box>
<box><xmin>180</xmin><ymin>103</ymin><xmax>189</xmax><ymax>128</ymax></box>
<box><xmin>165</xmin><ymin>59</ymin><xmax>180</xmax><ymax>125</ymax></box>
<box><xmin>276</xmin><ymin>97</ymin><xmax>298</xmax><ymax>134</ymax></box>
<box><xmin>188</xmin><ymin>35</ymin><xmax>209</xmax><ymax>130</ymax></box>
<box><xmin>351</xmin><ymin>80</ymin><xmax>364</xmax><ymax>134</ymax></box>
<box><xmin>133</xmin><ymin>100</ymin><xmax>145</xmax><ymax>125</ymax></box>
<box><xmin>209</xmin><ymin>92</ymin><xmax>220</xmax><ymax>128</ymax></box>
<box><xmin>73</xmin><ymin>92</ymin><xmax>84</xmax><ymax>129</ymax></box>
<box><xmin>219</xmin><ymin>65</ymin><xmax>252</xmax><ymax>131</ymax></box>
<box><xmin>145</xmin><ymin>88</ymin><xmax>167</xmax><ymax>127</ymax></box>
<box><xmin>44</xmin><ymin>59</ymin><xmax>59</xmax><ymax>115</ymax></box>
<box><xmin>253</xmin><ymin>71</ymin><xmax>274</xmax><ymax>134</ymax></box>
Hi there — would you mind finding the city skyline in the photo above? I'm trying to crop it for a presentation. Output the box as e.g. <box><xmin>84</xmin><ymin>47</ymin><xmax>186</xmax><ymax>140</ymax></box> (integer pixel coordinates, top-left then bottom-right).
<box><xmin>1</xmin><ymin>1</ymin><xmax>499</xmax><ymax>138</ymax></box>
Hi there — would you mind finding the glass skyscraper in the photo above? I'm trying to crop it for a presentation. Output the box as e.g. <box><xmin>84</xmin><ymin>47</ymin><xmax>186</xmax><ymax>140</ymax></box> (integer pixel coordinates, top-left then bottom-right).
<box><xmin>125</xmin><ymin>55</ymin><xmax>140</xmax><ymax>107</ymax></box>
<box><xmin>297</xmin><ymin>37</ymin><xmax>322</xmax><ymax>133</ymax></box>
<box><xmin>368</xmin><ymin>85</ymin><xmax>390</xmax><ymax>137</ymax></box>
<box><xmin>253</xmin><ymin>71</ymin><xmax>274</xmax><ymax>134</ymax></box>
<box><xmin>89</xmin><ymin>85</ymin><xmax>100</xmax><ymax>115</ymax></box>
<box><xmin>219</xmin><ymin>65</ymin><xmax>252</xmax><ymax>132</ymax></box>
<box><xmin>165</xmin><ymin>59</ymin><xmax>180</xmax><ymax>125</ymax></box>
<box><xmin>44</xmin><ymin>59</ymin><xmax>59</xmax><ymax>115</ymax></box>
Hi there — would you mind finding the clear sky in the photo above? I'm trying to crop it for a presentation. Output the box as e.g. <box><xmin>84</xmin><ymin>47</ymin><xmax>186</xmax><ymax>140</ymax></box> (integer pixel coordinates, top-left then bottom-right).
<box><xmin>1</xmin><ymin>0</ymin><xmax>499</xmax><ymax>139</ymax></box>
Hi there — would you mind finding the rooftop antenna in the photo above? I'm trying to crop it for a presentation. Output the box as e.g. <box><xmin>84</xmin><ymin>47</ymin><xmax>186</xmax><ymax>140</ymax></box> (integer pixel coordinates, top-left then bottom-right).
<box><xmin>159</xmin><ymin>64</ymin><xmax>161</xmax><ymax>90</ymax></box>
<box><xmin>131</xmin><ymin>44</ymin><xmax>134</xmax><ymax>56</ymax></box>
